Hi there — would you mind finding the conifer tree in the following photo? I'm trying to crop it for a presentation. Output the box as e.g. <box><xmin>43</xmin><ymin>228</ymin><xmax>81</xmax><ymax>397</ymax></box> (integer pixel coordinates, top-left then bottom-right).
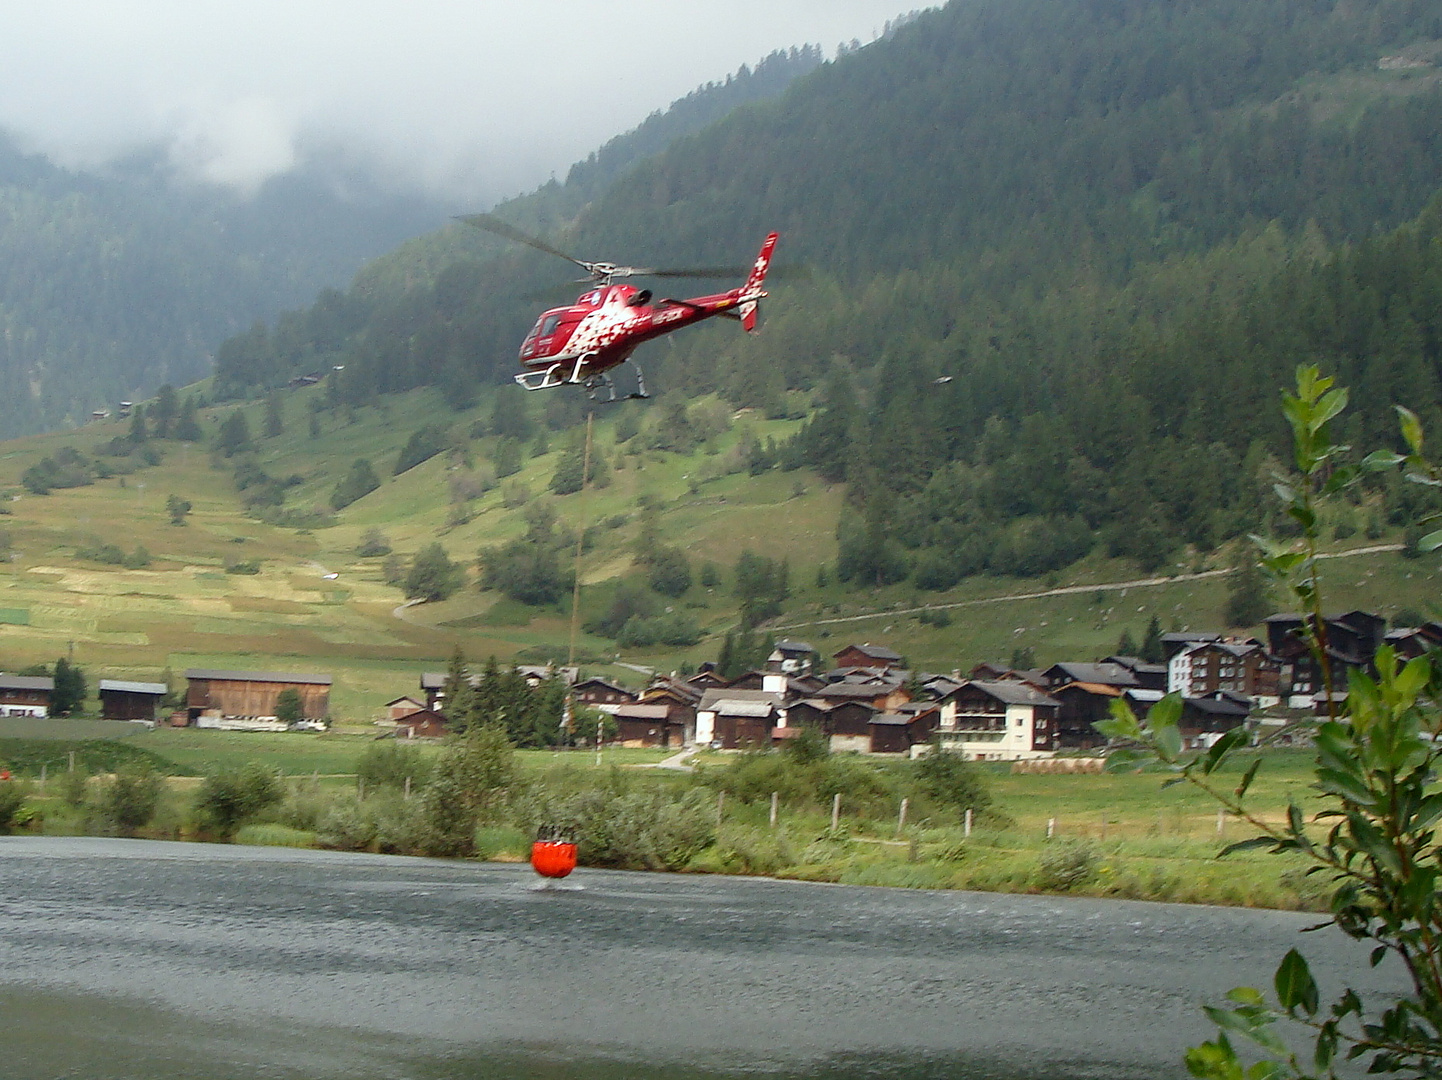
<box><xmin>173</xmin><ymin>396</ymin><xmax>203</xmax><ymax>442</ymax></box>
<box><xmin>1139</xmin><ymin>615</ymin><xmax>1165</xmax><ymax>664</ymax></box>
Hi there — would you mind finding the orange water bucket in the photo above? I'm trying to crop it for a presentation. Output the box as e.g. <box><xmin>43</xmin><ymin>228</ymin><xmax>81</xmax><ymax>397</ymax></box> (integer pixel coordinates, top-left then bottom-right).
<box><xmin>531</xmin><ymin>840</ymin><xmax>578</xmax><ymax>879</ymax></box>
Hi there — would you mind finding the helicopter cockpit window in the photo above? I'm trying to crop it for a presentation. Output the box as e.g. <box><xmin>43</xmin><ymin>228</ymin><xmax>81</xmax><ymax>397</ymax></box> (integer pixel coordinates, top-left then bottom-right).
<box><xmin>539</xmin><ymin>314</ymin><xmax>563</xmax><ymax>336</ymax></box>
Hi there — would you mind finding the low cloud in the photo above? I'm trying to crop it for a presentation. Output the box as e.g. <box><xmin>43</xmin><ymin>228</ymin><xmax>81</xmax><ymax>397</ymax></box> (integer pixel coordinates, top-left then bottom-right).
<box><xmin>0</xmin><ymin>1</ymin><xmax>916</xmax><ymax>203</ymax></box>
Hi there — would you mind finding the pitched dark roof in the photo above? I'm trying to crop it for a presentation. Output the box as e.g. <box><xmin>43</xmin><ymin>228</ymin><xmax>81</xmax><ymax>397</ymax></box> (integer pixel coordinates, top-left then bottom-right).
<box><xmin>816</xmin><ymin>682</ymin><xmax>897</xmax><ymax>700</ymax></box>
<box><xmin>0</xmin><ymin>675</ymin><xmax>54</xmax><ymax>692</ymax></box>
<box><xmin>98</xmin><ymin>680</ymin><xmax>167</xmax><ymax>695</ymax></box>
<box><xmin>572</xmin><ymin>676</ymin><xmax>635</xmax><ymax>697</ymax></box>
<box><xmin>698</xmin><ymin>688</ymin><xmax>784</xmax><ymax>712</ymax></box>
<box><xmin>614</xmin><ymin>704</ymin><xmax>673</xmax><ymax>721</ymax></box>
<box><xmin>870</xmin><ymin>712</ymin><xmax>914</xmax><ymax>726</ymax></box>
<box><xmin>834</xmin><ymin>643</ymin><xmax>902</xmax><ymax>661</ymax></box>
<box><xmin>1183</xmin><ymin>696</ymin><xmax>1250</xmax><ymax>717</ymax></box>
<box><xmin>963</xmin><ymin>680</ymin><xmax>1059</xmax><ymax>706</ymax></box>
<box><xmin>1044</xmin><ymin>662</ymin><xmax>1138</xmax><ymax>687</ymax></box>
<box><xmin>774</xmin><ymin>639</ymin><xmax>816</xmax><ymax>654</ymax></box>
<box><xmin>185</xmin><ymin>669</ymin><xmax>332</xmax><ymax>685</ymax></box>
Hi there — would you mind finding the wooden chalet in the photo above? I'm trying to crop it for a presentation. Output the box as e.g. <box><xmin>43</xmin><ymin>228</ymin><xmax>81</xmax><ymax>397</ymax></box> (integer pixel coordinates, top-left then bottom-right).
<box><xmin>767</xmin><ymin>639</ymin><xmax>817</xmax><ymax>675</ymax></box>
<box><xmin>1264</xmin><ymin>611</ymin><xmax>1386</xmax><ymax>707</ymax></box>
<box><xmin>571</xmin><ymin>677</ymin><xmax>638</xmax><ymax>709</ymax></box>
<box><xmin>385</xmin><ymin>696</ymin><xmax>426</xmax><ymax>721</ymax></box>
<box><xmin>0</xmin><ymin>674</ymin><xmax>54</xmax><ymax>717</ymax></box>
<box><xmin>612</xmin><ymin>703</ymin><xmax>690</xmax><ymax>748</ymax></box>
<box><xmin>1166</xmin><ymin>639</ymin><xmax>1279</xmax><ymax>704</ymax></box>
<box><xmin>937</xmin><ymin>680</ymin><xmax>1059</xmax><ymax>760</ymax></box>
<box><xmin>1041</xmin><ymin>662</ymin><xmax>1138</xmax><ymax>692</ymax></box>
<box><xmin>394</xmin><ymin>708</ymin><xmax>447</xmax><ymax>739</ymax></box>
<box><xmin>1051</xmin><ymin>682</ymin><xmax>1125</xmax><ymax>750</ymax></box>
<box><xmin>98</xmin><ymin>680</ymin><xmax>167</xmax><ymax>721</ymax></box>
<box><xmin>638</xmin><ymin>678</ymin><xmax>700</xmax><ymax>742</ymax></box>
<box><xmin>184</xmin><ymin>668</ymin><xmax>331</xmax><ymax>722</ymax></box>
<box><xmin>1102</xmin><ymin>655</ymin><xmax>1168</xmax><ymax>691</ymax></box>
<box><xmin>832</xmin><ymin>643</ymin><xmax>902</xmax><ymax>671</ymax></box>
<box><xmin>1176</xmin><ymin>693</ymin><xmax>1251</xmax><ymax>749</ymax></box>
<box><xmin>786</xmin><ymin>698</ymin><xmax>879</xmax><ymax>747</ymax></box>
<box><xmin>696</xmin><ymin>689</ymin><xmax>782</xmax><ymax>749</ymax></box>
<box><xmin>1385</xmin><ymin>622</ymin><xmax>1442</xmax><ymax>660</ymax></box>
<box><xmin>814</xmin><ymin>677</ymin><xmax>909</xmax><ymax>713</ymax></box>
<box><xmin>869</xmin><ymin>702</ymin><xmax>941</xmax><ymax>755</ymax></box>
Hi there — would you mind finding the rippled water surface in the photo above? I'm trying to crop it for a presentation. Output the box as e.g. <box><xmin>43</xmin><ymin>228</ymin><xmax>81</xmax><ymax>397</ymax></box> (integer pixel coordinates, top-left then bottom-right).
<box><xmin>0</xmin><ymin>837</ymin><xmax>1394</xmax><ymax>1078</ymax></box>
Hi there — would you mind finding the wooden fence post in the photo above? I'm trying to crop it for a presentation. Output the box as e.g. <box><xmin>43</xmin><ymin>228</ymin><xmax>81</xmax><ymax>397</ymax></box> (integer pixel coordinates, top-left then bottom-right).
<box><xmin>1046</xmin><ymin>816</ymin><xmax>1056</xmax><ymax>839</ymax></box>
<box><xmin>831</xmin><ymin>792</ymin><xmax>841</xmax><ymax>831</ymax></box>
<box><xmin>769</xmin><ymin>791</ymin><xmax>778</xmax><ymax>829</ymax></box>
<box><xmin>964</xmin><ymin>807</ymin><xmax>972</xmax><ymax>837</ymax></box>
<box><xmin>897</xmin><ymin>797</ymin><xmax>909</xmax><ymax>836</ymax></box>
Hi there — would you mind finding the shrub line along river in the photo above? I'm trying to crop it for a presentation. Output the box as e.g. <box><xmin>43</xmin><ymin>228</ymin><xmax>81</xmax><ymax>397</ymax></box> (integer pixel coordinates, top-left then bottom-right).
<box><xmin>0</xmin><ymin>837</ymin><xmax>1399</xmax><ymax>1079</ymax></box>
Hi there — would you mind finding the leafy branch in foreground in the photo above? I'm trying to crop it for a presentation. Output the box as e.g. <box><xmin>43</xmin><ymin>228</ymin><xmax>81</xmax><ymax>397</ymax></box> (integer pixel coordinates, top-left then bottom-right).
<box><xmin>1097</xmin><ymin>366</ymin><xmax>1442</xmax><ymax>1079</ymax></box>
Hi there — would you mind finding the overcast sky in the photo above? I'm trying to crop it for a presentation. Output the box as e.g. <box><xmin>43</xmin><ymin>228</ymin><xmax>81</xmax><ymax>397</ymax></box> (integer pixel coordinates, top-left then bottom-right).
<box><xmin>0</xmin><ymin>1</ymin><xmax>922</xmax><ymax>204</ymax></box>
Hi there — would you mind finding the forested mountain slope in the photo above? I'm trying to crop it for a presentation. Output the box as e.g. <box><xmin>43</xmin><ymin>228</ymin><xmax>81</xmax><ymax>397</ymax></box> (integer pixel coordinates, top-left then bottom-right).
<box><xmin>0</xmin><ymin>135</ymin><xmax>458</xmax><ymax>437</ymax></box>
<box><xmin>210</xmin><ymin>0</ymin><xmax>1442</xmax><ymax>607</ymax></box>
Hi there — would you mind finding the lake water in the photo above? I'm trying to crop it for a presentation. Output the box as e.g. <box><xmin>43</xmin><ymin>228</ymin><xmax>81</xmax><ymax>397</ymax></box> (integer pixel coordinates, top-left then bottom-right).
<box><xmin>0</xmin><ymin>837</ymin><xmax>1394</xmax><ymax>1079</ymax></box>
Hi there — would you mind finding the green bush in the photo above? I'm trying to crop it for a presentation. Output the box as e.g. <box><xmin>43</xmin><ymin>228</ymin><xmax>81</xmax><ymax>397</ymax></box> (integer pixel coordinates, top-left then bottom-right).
<box><xmin>194</xmin><ymin>764</ymin><xmax>283</xmax><ymax>841</ymax></box>
<box><xmin>1036</xmin><ymin>840</ymin><xmax>1100</xmax><ymax>891</ymax></box>
<box><xmin>356</xmin><ymin>741</ymin><xmax>431</xmax><ymax>792</ymax></box>
<box><xmin>0</xmin><ymin>781</ymin><xmax>30</xmax><ymax>832</ymax></box>
<box><xmin>914</xmin><ymin>744</ymin><xmax>993</xmax><ymax>817</ymax></box>
<box><xmin>95</xmin><ymin>767</ymin><xmax>162</xmax><ymax>836</ymax></box>
<box><xmin>528</xmin><ymin>787</ymin><xmax>716</xmax><ymax>871</ymax></box>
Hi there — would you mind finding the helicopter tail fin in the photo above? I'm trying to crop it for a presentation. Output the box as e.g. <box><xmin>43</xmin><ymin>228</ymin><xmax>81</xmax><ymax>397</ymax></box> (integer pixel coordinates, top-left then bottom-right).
<box><xmin>739</xmin><ymin>232</ymin><xmax>778</xmax><ymax>332</ymax></box>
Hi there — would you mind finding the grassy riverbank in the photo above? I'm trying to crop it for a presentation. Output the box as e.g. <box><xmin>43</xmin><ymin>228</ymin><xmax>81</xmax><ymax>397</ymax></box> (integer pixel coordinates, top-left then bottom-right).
<box><xmin>0</xmin><ymin>728</ymin><xmax>1326</xmax><ymax>910</ymax></box>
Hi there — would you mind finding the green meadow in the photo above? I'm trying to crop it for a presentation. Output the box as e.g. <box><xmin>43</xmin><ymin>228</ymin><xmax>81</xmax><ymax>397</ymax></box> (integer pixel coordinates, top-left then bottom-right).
<box><xmin>0</xmin><ymin>382</ymin><xmax>1430</xmax><ymax>724</ymax></box>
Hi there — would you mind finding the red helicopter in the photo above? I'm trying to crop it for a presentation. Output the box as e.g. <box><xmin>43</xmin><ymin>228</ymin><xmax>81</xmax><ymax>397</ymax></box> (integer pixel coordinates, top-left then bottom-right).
<box><xmin>459</xmin><ymin>214</ymin><xmax>778</xmax><ymax>402</ymax></box>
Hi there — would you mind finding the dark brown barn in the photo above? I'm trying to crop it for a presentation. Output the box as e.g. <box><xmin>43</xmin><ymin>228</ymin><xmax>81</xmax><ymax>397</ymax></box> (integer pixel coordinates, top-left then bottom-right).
<box><xmin>185</xmin><ymin>668</ymin><xmax>331</xmax><ymax>721</ymax></box>
<box><xmin>394</xmin><ymin>708</ymin><xmax>448</xmax><ymax>738</ymax></box>
<box><xmin>1052</xmin><ymin>682</ymin><xmax>1124</xmax><ymax>749</ymax></box>
<box><xmin>869</xmin><ymin>704</ymin><xmax>941</xmax><ymax>754</ymax></box>
<box><xmin>831</xmin><ymin>643</ymin><xmax>902</xmax><ymax>671</ymax></box>
<box><xmin>385</xmin><ymin>696</ymin><xmax>425</xmax><ymax>721</ymax></box>
<box><xmin>613</xmin><ymin>703</ymin><xmax>689</xmax><ymax>748</ymax></box>
<box><xmin>1264</xmin><ymin>610</ymin><xmax>1386</xmax><ymax>702</ymax></box>
<box><xmin>99</xmin><ymin>680</ymin><xmax>167</xmax><ymax>721</ymax></box>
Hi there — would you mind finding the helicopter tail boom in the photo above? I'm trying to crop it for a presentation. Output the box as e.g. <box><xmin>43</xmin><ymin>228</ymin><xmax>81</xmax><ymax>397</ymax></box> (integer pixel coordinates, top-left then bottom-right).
<box><xmin>738</xmin><ymin>232</ymin><xmax>778</xmax><ymax>332</ymax></box>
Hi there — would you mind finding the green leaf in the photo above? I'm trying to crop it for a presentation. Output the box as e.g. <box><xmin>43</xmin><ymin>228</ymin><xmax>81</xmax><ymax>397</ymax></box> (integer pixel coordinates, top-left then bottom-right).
<box><xmin>1220</xmin><ymin>837</ymin><xmax>1280</xmax><ymax>857</ymax></box>
<box><xmin>1411</xmin><ymin>792</ymin><xmax>1442</xmax><ymax>832</ymax></box>
<box><xmin>1398</xmin><ymin>405</ymin><xmax>1425</xmax><ymax>455</ymax></box>
<box><xmin>1274</xmin><ymin>949</ymin><xmax>1319</xmax><ymax>1016</ymax></box>
<box><xmin>1313</xmin><ymin>386</ymin><xmax>1348</xmax><ymax>431</ymax></box>
<box><xmin>1236</xmin><ymin>759</ymin><xmax>1261</xmax><ymax>800</ymax></box>
<box><xmin>1314</xmin><ymin>766</ymin><xmax>1376</xmax><ymax>808</ymax></box>
<box><xmin>1362</xmin><ymin>449</ymin><xmax>1405</xmax><ymax>471</ymax></box>
<box><xmin>1200</xmin><ymin>727</ymin><xmax>1247</xmax><ymax>775</ymax></box>
<box><xmin>1155</xmin><ymin>719</ymin><xmax>1182</xmax><ymax>763</ymax></box>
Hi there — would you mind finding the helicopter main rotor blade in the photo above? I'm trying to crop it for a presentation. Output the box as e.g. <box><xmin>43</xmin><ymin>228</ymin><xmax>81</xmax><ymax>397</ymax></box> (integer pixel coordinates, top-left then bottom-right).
<box><xmin>455</xmin><ymin>213</ymin><xmax>589</xmax><ymax>271</ymax></box>
<box><xmin>643</xmin><ymin>266</ymin><xmax>751</xmax><ymax>279</ymax></box>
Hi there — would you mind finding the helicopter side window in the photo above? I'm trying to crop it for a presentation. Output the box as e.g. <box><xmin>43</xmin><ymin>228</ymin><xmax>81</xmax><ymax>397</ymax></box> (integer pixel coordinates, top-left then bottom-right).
<box><xmin>540</xmin><ymin>314</ymin><xmax>563</xmax><ymax>336</ymax></box>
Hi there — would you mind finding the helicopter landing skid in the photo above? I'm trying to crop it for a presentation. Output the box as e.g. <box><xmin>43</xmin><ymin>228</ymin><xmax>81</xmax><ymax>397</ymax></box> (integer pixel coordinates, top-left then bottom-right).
<box><xmin>513</xmin><ymin>357</ymin><xmax>649</xmax><ymax>402</ymax></box>
<box><xmin>584</xmin><ymin>363</ymin><xmax>649</xmax><ymax>404</ymax></box>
